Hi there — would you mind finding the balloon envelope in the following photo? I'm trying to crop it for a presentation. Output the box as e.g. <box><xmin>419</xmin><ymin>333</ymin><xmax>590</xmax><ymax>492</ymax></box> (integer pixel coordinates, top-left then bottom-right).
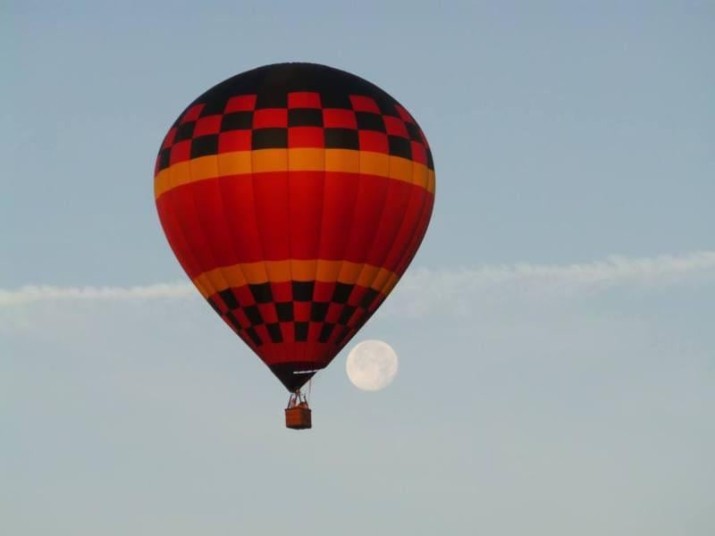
<box><xmin>154</xmin><ymin>63</ymin><xmax>435</xmax><ymax>391</ymax></box>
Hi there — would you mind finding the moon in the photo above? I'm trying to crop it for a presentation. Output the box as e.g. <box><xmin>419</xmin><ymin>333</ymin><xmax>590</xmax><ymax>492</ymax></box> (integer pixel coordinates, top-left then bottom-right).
<box><xmin>346</xmin><ymin>340</ymin><xmax>399</xmax><ymax>391</ymax></box>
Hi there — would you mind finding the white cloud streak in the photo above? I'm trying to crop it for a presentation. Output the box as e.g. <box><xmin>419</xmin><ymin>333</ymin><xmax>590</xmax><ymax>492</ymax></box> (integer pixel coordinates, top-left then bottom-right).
<box><xmin>389</xmin><ymin>250</ymin><xmax>715</xmax><ymax>317</ymax></box>
<box><xmin>403</xmin><ymin>250</ymin><xmax>715</xmax><ymax>289</ymax></box>
<box><xmin>0</xmin><ymin>282</ymin><xmax>194</xmax><ymax>307</ymax></box>
<box><xmin>1</xmin><ymin>251</ymin><xmax>714</xmax><ymax>309</ymax></box>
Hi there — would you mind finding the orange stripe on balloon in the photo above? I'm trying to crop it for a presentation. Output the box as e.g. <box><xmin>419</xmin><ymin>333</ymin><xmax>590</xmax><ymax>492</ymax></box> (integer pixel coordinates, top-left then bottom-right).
<box><xmin>156</xmin><ymin>170</ymin><xmax>433</xmax><ymax>279</ymax></box>
<box><xmin>191</xmin><ymin>260</ymin><xmax>399</xmax><ymax>299</ymax></box>
<box><xmin>154</xmin><ymin>148</ymin><xmax>435</xmax><ymax>199</ymax></box>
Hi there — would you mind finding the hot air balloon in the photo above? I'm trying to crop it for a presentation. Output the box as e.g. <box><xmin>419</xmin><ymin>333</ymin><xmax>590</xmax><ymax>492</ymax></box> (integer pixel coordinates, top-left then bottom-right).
<box><xmin>154</xmin><ymin>63</ymin><xmax>435</xmax><ymax>429</ymax></box>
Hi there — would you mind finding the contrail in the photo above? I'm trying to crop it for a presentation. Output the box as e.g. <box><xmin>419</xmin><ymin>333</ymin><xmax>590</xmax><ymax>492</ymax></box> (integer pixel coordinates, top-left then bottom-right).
<box><xmin>388</xmin><ymin>250</ymin><xmax>715</xmax><ymax>317</ymax></box>
<box><xmin>0</xmin><ymin>282</ymin><xmax>194</xmax><ymax>307</ymax></box>
<box><xmin>403</xmin><ymin>250</ymin><xmax>715</xmax><ymax>288</ymax></box>
<box><xmin>1</xmin><ymin>251</ymin><xmax>714</xmax><ymax>309</ymax></box>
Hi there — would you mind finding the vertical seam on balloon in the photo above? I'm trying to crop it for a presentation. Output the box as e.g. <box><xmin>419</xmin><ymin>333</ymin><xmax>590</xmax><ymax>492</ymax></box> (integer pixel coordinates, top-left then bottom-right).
<box><xmin>402</xmin><ymin>187</ymin><xmax>435</xmax><ymax>274</ymax></box>
<box><xmin>284</xmin><ymin>144</ymin><xmax>296</xmax><ymax>364</ymax></box>
<box><xmin>373</xmin><ymin>167</ymin><xmax>420</xmax><ymax>289</ymax></box>
<box><xmin>405</xmin><ymin>148</ymin><xmax>436</xmax><ymax>275</ymax></box>
<box><xmin>160</xmin><ymin>163</ymin><xmax>220</xmax><ymax>300</ymax></box>
<box><xmin>310</xmin><ymin>125</ymin><xmax>328</xmax><ymax>361</ymax></box>
<box><xmin>211</xmin><ymin>156</ymin><xmax>235</xmax><ymax>297</ymax></box>
<box><xmin>354</xmin><ymin>147</ymin><xmax>408</xmax><ymax>301</ymax></box>
<box><xmin>157</xmin><ymin>192</ymin><xmax>213</xmax><ymax>299</ymax></box>
<box><xmin>391</xmin><ymin>147</ymin><xmax>434</xmax><ymax>281</ymax></box>
<box><xmin>306</xmin><ymin>129</ymin><xmax>328</xmax><ymax>365</ymax></box>
<box><xmin>155</xmin><ymin>149</ymin><xmax>208</xmax><ymax>294</ymax></box>
<box><xmin>400</xmin><ymin>153</ymin><xmax>429</xmax><ymax>274</ymax></box>
<box><xmin>390</xmin><ymin>183</ymin><xmax>428</xmax><ymax>279</ymax></box>
<box><xmin>331</xmin><ymin>130</ymin><xmax>368</xmax><ymax>356</ymax></box>
<box><xmin>215</xmin><ymin>143</ymin><xmax>252</xmax><ymax>341</ymax></box>
<box><xmin>338</xmin><ymin>134</ymin><xmax>366</xmax><ymax>349</ymax></box>
<box><xmin>189</xmin><ymin>157</ymin><xmax>232</xmax><ymax>294</ymax></box>
<box><xmin>249</xmin><ymin>141</ymin><xmax>271</xmax><ymax>310</ymax></box>
<box><xmin>350</xmin><ymin>145</ymin><xmax>395</xmax><ymax>323</ymax></box>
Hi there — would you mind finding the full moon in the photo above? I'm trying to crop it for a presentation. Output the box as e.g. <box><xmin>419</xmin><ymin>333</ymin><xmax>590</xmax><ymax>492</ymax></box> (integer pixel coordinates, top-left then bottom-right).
<box><xmin>346</xmin><ymin>340</ymin><xmax>399</xmax><ymax>391</ymax></box>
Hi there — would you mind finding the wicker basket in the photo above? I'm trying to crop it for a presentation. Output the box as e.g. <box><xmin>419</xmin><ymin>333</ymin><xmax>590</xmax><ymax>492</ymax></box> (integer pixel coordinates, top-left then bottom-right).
<box><xmin>285</xmin><ymin>405</ymin><xmax>312</xmax><ymax>430</ymax></box>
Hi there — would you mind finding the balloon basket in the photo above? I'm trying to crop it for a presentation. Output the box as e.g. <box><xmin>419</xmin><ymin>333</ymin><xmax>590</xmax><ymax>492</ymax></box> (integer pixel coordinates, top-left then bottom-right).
<box><xmin>285</xmin><ymin>405</ymin><xmax>312</xmax><ymax>429</ymax></box>
<box><xmin>285</xmin><ymin>391</ymin><xmax>312</xmax><ymax>430</ymax></box>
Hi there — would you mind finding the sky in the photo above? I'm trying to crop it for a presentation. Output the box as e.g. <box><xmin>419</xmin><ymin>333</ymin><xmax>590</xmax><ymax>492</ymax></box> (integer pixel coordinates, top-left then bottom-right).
<box><xmin>2</xmin><ymin>1</ymin><xmax>714</xmax><ymax>534</ymax></box>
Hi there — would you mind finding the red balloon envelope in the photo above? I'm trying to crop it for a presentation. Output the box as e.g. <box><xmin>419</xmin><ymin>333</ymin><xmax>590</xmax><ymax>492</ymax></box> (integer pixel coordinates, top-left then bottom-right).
<box><xmin>154</xmin><ymin>63</ymin><xmax>435</xmax><ymax>398</ymax></box>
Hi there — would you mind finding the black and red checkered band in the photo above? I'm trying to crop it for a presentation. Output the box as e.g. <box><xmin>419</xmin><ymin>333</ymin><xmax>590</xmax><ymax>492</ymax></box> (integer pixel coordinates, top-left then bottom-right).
<box><xmin>156</xmin><ymin>63</ymin><xmax>434</xmax><ymax>174</ymax></box>
<box><xmin>207</xmin><ymin>280</ymin><xmax>383</xmax><ymax>350</ymax></box>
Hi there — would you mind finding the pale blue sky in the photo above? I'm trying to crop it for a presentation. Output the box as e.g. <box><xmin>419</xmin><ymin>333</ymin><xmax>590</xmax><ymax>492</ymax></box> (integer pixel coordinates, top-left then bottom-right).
<box><xmin>2</xmin><ymin>1</ymin><xmax>714</xmax><ymax>535</ymax></box>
